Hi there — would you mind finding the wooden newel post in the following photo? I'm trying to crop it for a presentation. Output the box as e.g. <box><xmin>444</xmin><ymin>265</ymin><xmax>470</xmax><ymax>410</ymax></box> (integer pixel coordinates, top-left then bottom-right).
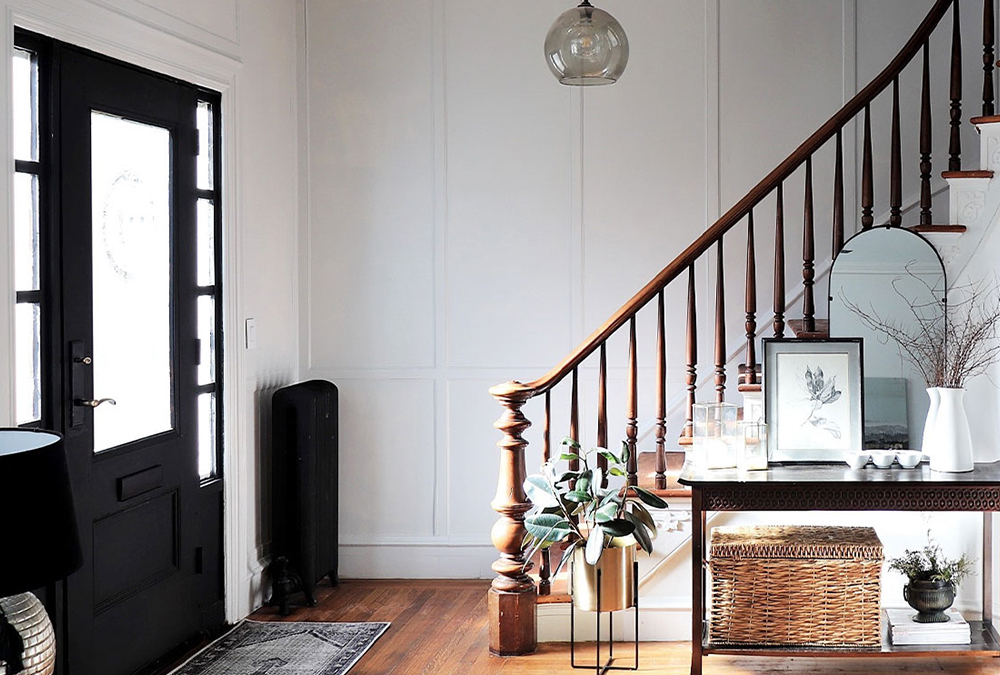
<box><xmin>488</xmin><ymin>381</ymin><xmax>537</xmax><ymax>656</ymax></box>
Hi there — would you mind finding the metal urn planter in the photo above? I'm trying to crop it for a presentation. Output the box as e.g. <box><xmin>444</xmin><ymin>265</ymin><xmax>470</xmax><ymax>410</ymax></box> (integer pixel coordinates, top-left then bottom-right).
<box><xmin>904</xmin><ymin>579</ymin><xmax>956</xmax><ymax>623</ymax></box>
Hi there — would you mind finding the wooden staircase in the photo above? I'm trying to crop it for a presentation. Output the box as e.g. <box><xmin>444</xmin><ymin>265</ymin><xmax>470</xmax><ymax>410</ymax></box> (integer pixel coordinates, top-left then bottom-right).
<box><xmin>486</xmin><ymin>0</ymin><xmax>999</xmax><ymax>656</ymax></box>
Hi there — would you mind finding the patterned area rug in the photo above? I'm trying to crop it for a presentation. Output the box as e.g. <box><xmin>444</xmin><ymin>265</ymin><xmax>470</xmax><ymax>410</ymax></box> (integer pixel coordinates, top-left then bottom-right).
<box><xmin>170</xmin><ymin>621</ymin><xmax>390</xmax><ymax>675</ymax></box>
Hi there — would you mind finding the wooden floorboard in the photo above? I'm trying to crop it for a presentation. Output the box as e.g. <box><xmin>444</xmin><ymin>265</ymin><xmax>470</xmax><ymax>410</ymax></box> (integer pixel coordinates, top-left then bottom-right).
<box><xmin>245</xmin><ymin>579</ymin><xmax>999</xmax><ymax>674</ymax></box>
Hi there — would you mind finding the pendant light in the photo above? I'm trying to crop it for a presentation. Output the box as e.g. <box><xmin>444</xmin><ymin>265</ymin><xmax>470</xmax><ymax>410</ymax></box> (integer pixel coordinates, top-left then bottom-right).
<box><xmin>544</xmin><ymin>1</ymin><xmax>629</xmax><ymax>86</ymax></box>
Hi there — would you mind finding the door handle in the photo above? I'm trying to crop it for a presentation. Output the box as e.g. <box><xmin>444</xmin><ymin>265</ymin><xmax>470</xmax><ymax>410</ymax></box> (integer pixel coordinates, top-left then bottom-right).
<box><xmin>75</xmin><ymin>397</ymin><xmax>117</xmax><ymax>408</ymax></box>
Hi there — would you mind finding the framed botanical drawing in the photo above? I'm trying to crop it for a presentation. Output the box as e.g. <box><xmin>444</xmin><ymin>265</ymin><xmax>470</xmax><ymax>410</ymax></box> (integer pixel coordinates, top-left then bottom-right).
<box><xmin>764</xmin><ymin>338</ymin><xmax>864</xmax><ymax>462</ymax></box>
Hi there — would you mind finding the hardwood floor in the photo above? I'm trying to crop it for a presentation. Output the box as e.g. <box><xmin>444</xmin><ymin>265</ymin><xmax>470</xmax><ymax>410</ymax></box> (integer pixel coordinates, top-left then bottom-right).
<box><xmin>248</xmin><ymin>579</ymin><xmax>999</xmax><ymax>674</ymax></box>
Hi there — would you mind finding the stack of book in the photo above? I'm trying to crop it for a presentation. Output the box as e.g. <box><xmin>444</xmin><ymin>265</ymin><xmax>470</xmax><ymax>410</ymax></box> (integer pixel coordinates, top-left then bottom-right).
<box><xmin>884</xmin><ymin>608</ymin><xmax>971</xmax><ymax>645</ymax></box>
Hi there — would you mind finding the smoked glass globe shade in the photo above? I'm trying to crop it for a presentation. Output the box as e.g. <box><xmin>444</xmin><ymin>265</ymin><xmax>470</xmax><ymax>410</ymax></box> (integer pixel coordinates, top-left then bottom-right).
<box><xmin>544</xmin><ymin>1</ymin><xmax>629</xmax><ymax>86</ymax></box>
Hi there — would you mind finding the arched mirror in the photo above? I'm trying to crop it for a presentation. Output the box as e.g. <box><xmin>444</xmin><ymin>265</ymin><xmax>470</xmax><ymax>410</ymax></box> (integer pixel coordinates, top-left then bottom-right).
<box><xmin>829</xmin><ymin>226</ymin><xmax>945</xmax><ymax>449</ymax></box>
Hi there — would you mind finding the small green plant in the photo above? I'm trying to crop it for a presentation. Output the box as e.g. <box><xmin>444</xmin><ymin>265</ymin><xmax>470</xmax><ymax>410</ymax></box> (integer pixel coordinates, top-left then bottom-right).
<box><xmin>888</xmin><ymin>544</ymin><xmax>975</xmax><ymax>587</ymax></box>
<box><xmin>521</xmin><ymin>438</ymin><xmax>668</xmax><ymax>575</ymax></box>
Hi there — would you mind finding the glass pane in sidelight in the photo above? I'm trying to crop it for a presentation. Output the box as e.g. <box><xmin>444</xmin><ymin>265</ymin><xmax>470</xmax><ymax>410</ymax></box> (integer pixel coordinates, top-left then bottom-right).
<box><xmin>15</xmin><ymin>302</ymin><xmax>41</xmax><ymax>425</ymax></box>
<box><xmin>197</xmin><ymin>198</ymin><xmax>215</xmax><ymax>286</ymax></box>
<box><xmin>197</xmin><ymin>100</ymin><xmax>214</xmax><ymax>191</ymax></box>
<box><xmin>91</xmin><ymin>111</ymin><xmax>173</xmax><ymax>452</ymax></box>
<box><xmin>197</xmin><ymin>295</ymin><xmax>216</xmax><ymax>386</ymax></box>
<box><xmin>198</xmin><ymin>391</ymin><xmax>217</xmax><ymax>479</ymax></box>
<box><xmin>14</xmin><ymin>172</ymin><xmax>39</xmax><ymax>291</ymax></box>
<box><xmin>13</xmin><ymin>48</ymin><xmax>37</xmax><ymax>162</ymax></box>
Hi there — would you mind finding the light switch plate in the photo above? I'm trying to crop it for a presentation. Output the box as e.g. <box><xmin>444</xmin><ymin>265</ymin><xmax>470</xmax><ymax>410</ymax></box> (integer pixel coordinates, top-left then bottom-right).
<box><xmin>245</xmin><ymin>318</ymin><xmax>258</xmax><ymax>349</ymax></box>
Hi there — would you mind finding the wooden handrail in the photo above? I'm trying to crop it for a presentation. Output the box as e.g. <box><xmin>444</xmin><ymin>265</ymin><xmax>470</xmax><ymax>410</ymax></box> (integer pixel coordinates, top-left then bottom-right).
<box><xmin>507</xmin><ymin>0</ymin><xmax>954</xmax><ymax>398</ymax></box>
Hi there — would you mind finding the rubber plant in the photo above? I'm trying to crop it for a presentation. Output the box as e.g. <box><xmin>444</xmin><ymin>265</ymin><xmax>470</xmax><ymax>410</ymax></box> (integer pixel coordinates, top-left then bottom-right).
<box><xmin>521</xmin><ymin>438</ymin><xmax>668</xmax><ymax>575</ymax></box>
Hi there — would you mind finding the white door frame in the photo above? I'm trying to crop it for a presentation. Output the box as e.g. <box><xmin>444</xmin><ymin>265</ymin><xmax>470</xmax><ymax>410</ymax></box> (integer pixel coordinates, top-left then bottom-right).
<box><xmin>3</xmin><ymin>0</ymin><xmax>250</xmax><ymax>623</ymax></box>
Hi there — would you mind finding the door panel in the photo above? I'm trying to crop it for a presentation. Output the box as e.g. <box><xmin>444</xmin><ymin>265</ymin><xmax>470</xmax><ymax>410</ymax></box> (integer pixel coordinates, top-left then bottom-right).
<box><xmin>43</xmin><ymin>42</ymin><xmax>224</xmax><ymax>675</ymax></box>
<box><xmin>93</xmin><ymin>491</ymin><xmax>178</xmax><ymax>608</ymax></box>
<box><xmin>90</xmin><ymin>111</ymin><xmax>174</xmax><ymax>453</ymax></box>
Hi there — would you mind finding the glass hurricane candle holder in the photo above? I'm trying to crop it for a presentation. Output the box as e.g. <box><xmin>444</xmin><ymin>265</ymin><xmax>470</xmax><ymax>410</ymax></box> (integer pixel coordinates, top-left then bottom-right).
<box><xmin>739</xmin><ymin>421</ymin><xmax>769</xmax><ymax>471</ymax></box>
<box><xmin>692</xmin><ymin>402</ymin><xmax>739</xmax><ymax>469</ymax></box>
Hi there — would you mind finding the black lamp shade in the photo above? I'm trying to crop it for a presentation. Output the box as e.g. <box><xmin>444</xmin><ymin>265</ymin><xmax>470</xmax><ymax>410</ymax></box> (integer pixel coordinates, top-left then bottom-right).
<box><xmin>0</xmin><ymin>428</ymin><xmax>82</xmax><ymax>596</ymax></box>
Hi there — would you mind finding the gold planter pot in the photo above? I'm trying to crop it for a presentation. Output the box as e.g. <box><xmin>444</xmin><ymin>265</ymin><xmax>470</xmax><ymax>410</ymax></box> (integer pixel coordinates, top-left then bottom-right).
<box><xmin>571</xmin><ymin>543</ymin><xmax>636</xmax><ymax>612</ymax></box>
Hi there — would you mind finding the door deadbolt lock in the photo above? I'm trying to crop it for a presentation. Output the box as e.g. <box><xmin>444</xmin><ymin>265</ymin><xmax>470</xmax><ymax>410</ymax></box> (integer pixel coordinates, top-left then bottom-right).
<box><xmin>75</xmin><ymin>397</ymin><xmax>116</xmax><ymax>408</ymax></box>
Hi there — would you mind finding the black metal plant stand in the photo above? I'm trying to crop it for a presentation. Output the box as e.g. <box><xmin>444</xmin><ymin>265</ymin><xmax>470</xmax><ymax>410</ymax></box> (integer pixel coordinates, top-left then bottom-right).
<box><xmin>569</xmin><ymin>560</ymin><xmax>640</xmax><ymax>674</ymax></box>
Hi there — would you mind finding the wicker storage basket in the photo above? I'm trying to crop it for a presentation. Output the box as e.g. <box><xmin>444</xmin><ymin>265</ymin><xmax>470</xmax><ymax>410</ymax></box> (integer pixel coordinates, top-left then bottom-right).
<box><xmin>709</xmin><ymin>525</ymin><xmax>883</xmax><ymax>648</ymax></box>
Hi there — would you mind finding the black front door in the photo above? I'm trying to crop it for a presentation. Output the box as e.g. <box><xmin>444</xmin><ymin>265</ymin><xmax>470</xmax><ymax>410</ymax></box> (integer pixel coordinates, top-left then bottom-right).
<box><xmin>21</xmin><ymin>35</ymin><xmax>225</xmax><ymax>675</ymax></box>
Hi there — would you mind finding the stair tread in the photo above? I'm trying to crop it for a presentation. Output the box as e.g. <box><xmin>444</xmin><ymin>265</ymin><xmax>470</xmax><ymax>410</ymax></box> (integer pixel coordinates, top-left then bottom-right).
<box><xmin>531</xmin><ymin>546</ymin><xmax>571</xmax><ymax>603</ymax></box>
<box><xmin>942</xmin><ymin>169</ymin><xmax>994</xmax><ymax>179</ymax></box>
<box><xmin>786</xmin><ymin>318</ymin><xmax>830</xmax><ymax>339</ymax></box>
<box><xmin>910</xmin><ymin>224</ymin><xmax>968</xmax><ymax>233</ymax></box>
<box><xmin>635</xmin><ymin>450</ymin><xmax>690</xmax><ymax>498</ymax></box>
<box><xmin>537</xmin><ymin>578</ymin><xmax>571</xmax><ymax>603</ymax></box>
<box><xmin>971</xmin><ymin>114</ymin><xmax>1000</xmax><ymax>125</ymax></box>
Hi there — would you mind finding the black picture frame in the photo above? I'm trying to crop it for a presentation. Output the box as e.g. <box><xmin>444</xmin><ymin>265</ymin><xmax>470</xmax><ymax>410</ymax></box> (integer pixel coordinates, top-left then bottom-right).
<box><xmin>764</xmin><ymin>338</ymin><xmax>865</xmax><ymax>461</ymax></box>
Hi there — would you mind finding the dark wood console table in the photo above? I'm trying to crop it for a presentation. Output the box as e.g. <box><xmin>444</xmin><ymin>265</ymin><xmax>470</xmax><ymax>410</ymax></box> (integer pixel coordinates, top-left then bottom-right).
<box><xmin>678</xmin><ymin>462</ymin><xmax>1000</xmax><ymax>675</ymax></box>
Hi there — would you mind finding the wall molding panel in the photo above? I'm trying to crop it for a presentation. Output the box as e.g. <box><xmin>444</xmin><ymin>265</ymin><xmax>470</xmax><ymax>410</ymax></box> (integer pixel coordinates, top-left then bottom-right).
<box><xmin>301</xmin><ymin>0</ymin><xmax>993</xmax><ymax>586</ymax></box>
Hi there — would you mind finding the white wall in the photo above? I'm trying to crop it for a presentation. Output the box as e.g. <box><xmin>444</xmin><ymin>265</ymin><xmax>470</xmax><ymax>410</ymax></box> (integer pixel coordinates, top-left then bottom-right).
<box><xmin>229</xmin><ymin>0</ymin><xmax>302</xmax><ymax>617</ymax></box>
<box><xmin>0</xmin><ymin>0</ymin><xmax>301</xmax><ymax>619</ymax></box>
<box><xmin>296</xmin><ymin>0</ymin><xmax>900</xmax><ymax>577</ymax></box>
<box><xmin>301</xmin><ymin>0</ymin><xmax>997</xmax><ymax>627</ymax></box>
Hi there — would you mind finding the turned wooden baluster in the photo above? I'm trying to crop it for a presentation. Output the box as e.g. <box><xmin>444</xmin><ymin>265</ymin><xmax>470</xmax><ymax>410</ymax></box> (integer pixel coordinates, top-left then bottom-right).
<box><xmin>538</xmin><ymin>392</ymin><xmax>551</xmax><ymax>596</ymax></box>
<box><xmin>597</xmin><ymin>342</ymin><xmax>608</xmax><ymax>487</ymax></box>
<box><xmin>984</xmin><ymin>0</ymin><xmax>995</xmax><ymax>116</ymax></box>
<box><xmin>921</xmin><ymin>41</ymin><xmax>934</xmax><ymax>226</ymax></box>
<box><xmin>802</xmin><ymin>158</ymin><xmax>816</xmax><ymax>333</ymax></box>
<box><xmin>626</xmin><ymin>317</ymin><xmax>638</xmax><ymax>486</ymax></box>
<box><xmin>950</xmin><ymin>0</ymin><xmax>963</xmax><ymax>171</ymax></box>
<box><xmin>862</xmin><ymin>105</ymin><xmax>874</xmax><ymax>229</ymax></box>
<box><xmin>833</xmin><ymin>131</ymin><xmax>844</xmax><ymax>257</ymax></box>
<box><xmin>773</xmin><ymin>184</ymin><xmax>786</xmax><ymax>338</ymax></box>
<box><xmin>569</xmin><ymin>368</ymin><xmax>579</xmax><ymax>480</ymax></box>
<box><xmin>891</xmin><ymin>77</ymin><xmax>903</xmax><ymax>227</ymax></box>
<box><xmin>655</xmin><ymin>290</ymin><xmax>667</xmax><ymax>489</ymax></box>
<box><xmin>683</xmin><ymin>264</ymin><xmax>698</xmax><ymax>440</ymax></box>
<box><xmin>488</xmin><ymin>382</ymin><xmax>536</xmax><ymax>656</ymax></box>
<box><xmin>741</xmin><ymin>211</ymin><xmax>759</xmax><ymax>388</ymax></box>
<box><xmin>543</xmin><ymin>393</ymin><xmax>551</xmax><ymax>464</ymax></box>
<box><xmin>715</xmin><ymin>241</ymin><xmax>727</xmax><ymax>402</ymax></box>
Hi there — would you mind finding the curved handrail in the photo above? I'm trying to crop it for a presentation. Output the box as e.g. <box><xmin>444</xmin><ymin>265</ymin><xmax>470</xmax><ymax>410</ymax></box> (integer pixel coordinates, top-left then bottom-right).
<box><xmin>507</xmin><ymin>0</ymin><xmax>954</xmax><ymax>398</ymax></box>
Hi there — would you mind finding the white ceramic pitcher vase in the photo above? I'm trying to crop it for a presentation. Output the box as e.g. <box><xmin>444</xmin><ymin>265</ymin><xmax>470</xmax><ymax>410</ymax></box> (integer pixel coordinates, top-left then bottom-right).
<box><xmin>929</xmin><ymin>387</ymin><xmax>974</xmax><ymax>473</ymax></box>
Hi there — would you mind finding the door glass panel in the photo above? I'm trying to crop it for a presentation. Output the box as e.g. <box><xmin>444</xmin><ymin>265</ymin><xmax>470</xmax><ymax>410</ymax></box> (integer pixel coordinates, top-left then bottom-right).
<box><xmin>197</xmin><ymin>199</ymin><xmax>215</xmax><ymax>286</ymax></box>
<box><xmin>91</xmin><ymin>112</ymin><xmax>173</xmax><ymax>452</ymax></box>
<box><xmin>197</xmin><ymin>295</ymin><xmax>215</xmax><ymax>386</ymax></box>
<box><xmin>198</xmin><ymin>391</ymin><xmax>216</xmax><ymax>479</ymax></box>
<box><xmin>15</xmin><ymin>302</ymin><xmax>41</xmax><ymax>425</ymax></box>
<box><xmin>13</xmin><ymin>48</ymin><xmax>37</xmax><ymax>162</ymax></box>
<box><xmin>14</xmin><ymin>173</ymin><xmax>39</xmax><ymax>291</ymax></box>
<box><xmin>196</xmin><ymin>101</ymin><xmax>213</xmax><ymax>190</ymax></box>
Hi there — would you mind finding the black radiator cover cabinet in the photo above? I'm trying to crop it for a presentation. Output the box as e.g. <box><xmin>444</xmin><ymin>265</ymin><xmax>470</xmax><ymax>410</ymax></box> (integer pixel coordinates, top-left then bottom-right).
<box><xmin>271</xmin><ymin>380</ymin><xmax>339</xmax><ymax>604</ymax></box>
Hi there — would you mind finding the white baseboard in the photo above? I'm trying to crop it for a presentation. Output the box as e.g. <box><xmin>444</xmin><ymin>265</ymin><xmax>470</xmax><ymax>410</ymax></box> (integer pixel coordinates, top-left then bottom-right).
<box><xmin>246</xmin><ymin>546</ymin><xmax>270</xmax><ymax>609</ymax></box>
<box><xmin>539</xmin><ymin>600</ymin><xmax>986</xmax><ymax>643</ymax></box>
<box><xmin>539</xmin><ymin>599</ymin><xmax>690</xmax><ymax>642</ymax></box>
<box><xmin>339</xmin><ymin>542</ymin><xmax>496</xmax><ymax>579</ymax></box>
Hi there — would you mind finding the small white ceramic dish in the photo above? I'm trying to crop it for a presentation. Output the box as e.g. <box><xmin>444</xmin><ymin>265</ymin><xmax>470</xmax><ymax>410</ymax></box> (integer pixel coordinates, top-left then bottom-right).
<box><xmin>896</xmin><ymin>450</ymin><xmax>922</xmax><ymax>469</ymax></box>
<box><xmin>844</xmin><ymin>452</ymin><xmax>870</xmax><ymax>469</ymax></box>
<box><xmin>870</xmin><ymin>450</ymin><xmax>896</xmax><ymax>468</ymax></box>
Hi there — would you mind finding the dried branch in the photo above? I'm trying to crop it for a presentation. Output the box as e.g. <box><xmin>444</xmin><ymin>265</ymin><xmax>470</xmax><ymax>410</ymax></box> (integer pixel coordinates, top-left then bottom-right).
<box><xmin>843</xmin><ymin>272</ymin><xmax>1000</xmax><ymax>389</ymax></box>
